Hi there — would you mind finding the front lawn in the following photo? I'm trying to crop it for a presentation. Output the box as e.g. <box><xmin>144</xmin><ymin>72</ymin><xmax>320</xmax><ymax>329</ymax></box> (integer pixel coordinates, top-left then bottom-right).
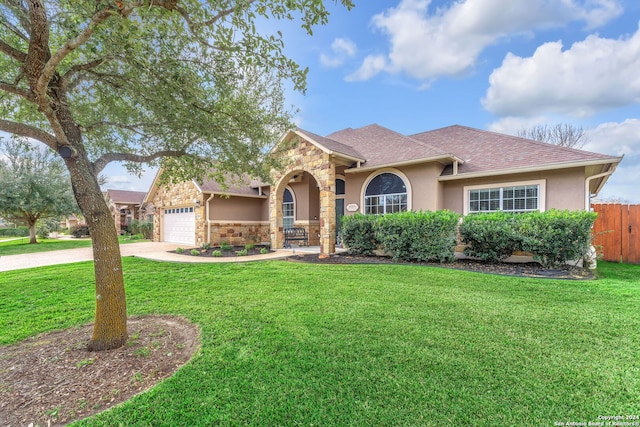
<box><xmin>0</xmin><ymin>236</ymin><xmax>147</xmax><ymax>256</ymax></box>
<box><xmin>1</xmin><ymin>260</ymin><xmax>639</xmax><ymax>426</ymax></box>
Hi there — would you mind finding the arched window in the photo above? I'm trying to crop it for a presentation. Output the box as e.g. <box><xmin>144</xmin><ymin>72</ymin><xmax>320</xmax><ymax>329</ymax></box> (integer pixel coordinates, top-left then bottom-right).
<box><xmin>364</xmin><ymin>172</ymin><xmax>408</xmax><ymax>214</ymax></box>
<box><xmin>283</xmin><ymin>188</ymin><xmax>294</xmax><ymax>229</ymax></box>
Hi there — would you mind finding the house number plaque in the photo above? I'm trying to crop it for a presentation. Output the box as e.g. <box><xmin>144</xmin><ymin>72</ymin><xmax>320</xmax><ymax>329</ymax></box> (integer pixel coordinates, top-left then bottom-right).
<box><xmin>346</xmin><ymin>203</ymin><xmax>359</xmax><ymax>212</ymax></box>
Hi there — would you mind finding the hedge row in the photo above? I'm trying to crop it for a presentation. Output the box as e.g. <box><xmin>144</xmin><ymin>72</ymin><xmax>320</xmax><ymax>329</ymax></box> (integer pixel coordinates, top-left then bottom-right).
<box><xmin>459</xmin><ymin>210</ymin><xmax>597</xmax><ymax>267</ymax></box>
<box><xmin>342</xmin><ymin>209</ymin><xmax>597</xmax><ymax>268</ymax></box>
<box><xmin>0</xmin><ymin>227</ymin><xmax>29</xmax><ymax>237</ymax></box>
<box><xmin>341</xmin><ymin>211</ymin><xmax>461</xmax><ymax>263</ymax></box>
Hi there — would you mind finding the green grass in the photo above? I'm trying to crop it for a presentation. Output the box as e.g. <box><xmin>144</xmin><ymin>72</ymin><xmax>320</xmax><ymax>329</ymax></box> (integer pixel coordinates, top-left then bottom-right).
<box><xmin>0</xmin><ymin>236</ymin><xmax>147</xmax><ymax>256</ymax></box>
<box><xmin>1</xmin><ymin>260</ymin><xmax>639</xmax><ymax>426</ymax></box>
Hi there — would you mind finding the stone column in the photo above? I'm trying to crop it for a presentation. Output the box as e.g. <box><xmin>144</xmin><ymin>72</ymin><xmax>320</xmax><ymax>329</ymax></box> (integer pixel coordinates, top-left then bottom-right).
<box><xmin>318</xmin><ymin>158</ymin><xmax>336</xmax><ymax>255</ymax></box>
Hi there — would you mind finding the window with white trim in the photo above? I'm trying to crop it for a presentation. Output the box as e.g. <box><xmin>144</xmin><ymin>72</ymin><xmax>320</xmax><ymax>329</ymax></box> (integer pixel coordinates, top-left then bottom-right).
<box><xmin>468</xmin><ymin>184</ymin><xmax>540</xmax><ymax>213</ymax></box>
<box><xmin>364</xmin><ymin>172</ymin><xmax>408</xmax><ymax>215</ymax></box>
<box><xmin>283</xmin><ymin>188</ymin><xmax>294</xmax><ymax>229</ymax></box>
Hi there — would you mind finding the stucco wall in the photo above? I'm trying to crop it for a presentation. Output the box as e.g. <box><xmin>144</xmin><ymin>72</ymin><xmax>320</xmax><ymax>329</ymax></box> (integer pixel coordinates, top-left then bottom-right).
<box><xmin>289</xmin><ymin>173</ymin><xmax>320</xmax><ymax>221</ymax></box>
<box><xmin>441</xmin><ymin>167</ymin><xmax>587</xmax><ymax>214</ymax></box>
<box><xmin>344</xmin><ymin>163</ymin><xmax>445</xmax><ymax>215</ymax></box>
<box><xmin>209</xmin><ymin>195</ymin><xmax>268</xmax><ymax>222</ymax></box>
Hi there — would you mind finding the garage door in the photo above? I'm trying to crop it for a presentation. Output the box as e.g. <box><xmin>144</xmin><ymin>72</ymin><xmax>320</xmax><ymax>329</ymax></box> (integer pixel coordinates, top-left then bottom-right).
<box><xmin>163</xmin><ymin>207</ymin><xmax>195</xmax><ymax>246</ymax></box>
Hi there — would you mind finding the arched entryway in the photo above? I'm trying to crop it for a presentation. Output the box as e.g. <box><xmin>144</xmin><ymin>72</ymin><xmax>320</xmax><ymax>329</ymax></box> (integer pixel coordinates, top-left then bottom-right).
<box><xmin>270</xmin><ymin>168</ymin><xmax>337</xmax><ymax>254</ymax></box>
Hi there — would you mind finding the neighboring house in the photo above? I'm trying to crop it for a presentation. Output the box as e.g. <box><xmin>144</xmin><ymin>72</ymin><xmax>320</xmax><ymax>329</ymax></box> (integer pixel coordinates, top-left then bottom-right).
<box><xmin>146</xmin><ymin>124</ymin><xmax>622</xmax><ymax>254</ymax></box>
<box><xmin>104</xmin><ymin>189</ymin><xmax>149</xmax><ymax>233</ymax></box>
<box><xmin>59</xmin><ymin>214</ymin><xmax>85</xmax><ymax>230</ymax></box>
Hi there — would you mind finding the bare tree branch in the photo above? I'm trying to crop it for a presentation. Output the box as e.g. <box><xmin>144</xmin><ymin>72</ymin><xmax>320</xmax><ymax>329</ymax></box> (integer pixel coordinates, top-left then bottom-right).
<box><xmin>0</xmin><ymin>118</ymin><xmax>57</xmax><ymax>148</ymax></box>
<box><xmin>518</xmin><ymin>123</ymin><xmax>587</xmax><ymax>149</ymax></box>
<box><xmin>92</xmin><ymin>149</ymin><xmax>187</xmax><ymax>175</ymax></box>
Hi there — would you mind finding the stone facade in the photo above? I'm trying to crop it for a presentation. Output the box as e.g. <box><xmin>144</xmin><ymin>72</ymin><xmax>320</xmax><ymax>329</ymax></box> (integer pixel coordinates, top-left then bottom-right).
<box><xmin>150</xmin><ymin>180</ymin><xmax>205</xmax><ymax>246</ymax></box>
<box><xmin>270</xmin><ymin>136</ymin><xmax>336</xmax><ymax>254</ymax></box>
<box><xmin>207</xmin><ymin>223</ymin><xmax>270</xmax><ymax>246</ymax></box>
<box><xmin>150</xmin><ymin>135</ymin><xmax>341</xmax><ymax>254</ymax></box>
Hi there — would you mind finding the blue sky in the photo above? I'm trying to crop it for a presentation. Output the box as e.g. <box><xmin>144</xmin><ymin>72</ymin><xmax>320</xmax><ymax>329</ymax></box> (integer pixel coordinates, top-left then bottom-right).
<box><xmin>108</xmin><ymin>0</ymin><xmax>639</xmax><ymax>203</ymax></box>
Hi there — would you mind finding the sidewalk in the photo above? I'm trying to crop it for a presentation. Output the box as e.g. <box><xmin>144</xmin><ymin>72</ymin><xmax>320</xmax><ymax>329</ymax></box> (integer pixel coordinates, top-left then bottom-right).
<box><xmin>0</xmin><ymin>241</ymin><xmax>317</xmax><ymax>272</ymax></box>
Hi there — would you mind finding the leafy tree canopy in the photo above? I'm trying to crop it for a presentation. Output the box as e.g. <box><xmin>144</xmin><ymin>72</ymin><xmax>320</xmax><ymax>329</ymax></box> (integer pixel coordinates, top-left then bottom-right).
<box><xmin>0</xmin><ymin>140</ymin><xmax>78</xmax><ymax>242</ymax></box>
<box><xmin>0</xmin><ymin>0</ymin><xmax>353</xmax><ymax>184</ymax></box>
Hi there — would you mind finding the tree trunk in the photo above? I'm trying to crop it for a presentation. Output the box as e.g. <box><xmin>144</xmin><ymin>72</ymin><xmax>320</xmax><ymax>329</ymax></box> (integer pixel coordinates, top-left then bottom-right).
<box><xmin>28</xmin><ymin>221</ymin><xmax>37</xmax><ymax>244</ymax></box>
<box><xmin>66</xmin><ymin>152</ymin><xmax>128</xmax><ymax>351</ymax></box>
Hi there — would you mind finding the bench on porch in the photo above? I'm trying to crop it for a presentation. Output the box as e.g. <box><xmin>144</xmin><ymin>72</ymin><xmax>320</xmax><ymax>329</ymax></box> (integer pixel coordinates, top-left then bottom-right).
<box><xmin>284</xmin><ymin>227</ymin><xmax>308</xmax><ymax>248</ymax></box>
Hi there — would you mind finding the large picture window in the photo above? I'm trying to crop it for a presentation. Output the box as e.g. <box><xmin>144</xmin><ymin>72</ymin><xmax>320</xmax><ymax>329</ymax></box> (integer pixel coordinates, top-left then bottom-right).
<box><xmin>282</xmin><ymin>188</ymin><xmax>294</xmax><ymax>229</ymax></box>
<box><xmin>364</xmin><ymin>172</ymin><xmax>408</xmax><ymax>215</ymax></box>
<box><xmin>467</xmin><ymin>183</ymin><xmax>541</xmax><ymax>214</ymax></box>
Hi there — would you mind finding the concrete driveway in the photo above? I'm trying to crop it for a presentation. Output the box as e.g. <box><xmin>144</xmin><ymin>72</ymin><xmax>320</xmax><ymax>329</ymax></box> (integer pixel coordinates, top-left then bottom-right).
<box><xmin>0</xmin><ymin>241</ymin><xmax>301</xmax><ymax>272</ymax></box>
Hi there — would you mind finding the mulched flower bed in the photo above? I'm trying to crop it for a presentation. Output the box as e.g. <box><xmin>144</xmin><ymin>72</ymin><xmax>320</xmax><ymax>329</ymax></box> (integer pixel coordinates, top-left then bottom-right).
<box><xmin>287</xmin><ymin>253</ymin><xmax>595</xmax><ymax>280</ymax></box>
<box><xmin>172</xmin><ymin>245</ymin><xmax>272</xmax><ymax>258</ymax></box>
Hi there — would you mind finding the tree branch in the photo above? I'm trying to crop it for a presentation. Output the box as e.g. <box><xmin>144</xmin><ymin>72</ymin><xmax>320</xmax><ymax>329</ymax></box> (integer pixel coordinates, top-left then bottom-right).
<box><xmin>36</xmin><ymin>8</ymin><xmax>117</xmax><ymax>98</ymax></box>
<box><xmin>0</xmin><ymin>118</ymin><xmax>58</xmax><ymax>149</ymax></box>
<box><xmin>0</xmin><ymin>38</ymin><xmax>27</xmax><ymax>62</ymax></box>
<box><xmin>0</xmin><ymin>80</ymin><xmax>36</xmax><ymax>102</ymax></box>
<box><xmin>92</xmin><ymin>149</ymin><xmax>186</xmax><ymax>175</ymax></box>
<box><xmin>81</xmin><ymin>120</ymin><xmax>162</xmax><ymax>135</ymax></box>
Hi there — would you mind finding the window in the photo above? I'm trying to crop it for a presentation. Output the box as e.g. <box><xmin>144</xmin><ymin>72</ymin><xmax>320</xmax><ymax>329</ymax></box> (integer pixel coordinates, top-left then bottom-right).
<box><xmin>283</xmin><ymin>188</ymin><xmax>294</xmax><ymax>229</ymax></box>
<box><xmin>364</xmin><ymin>172</ymin><xmax>408</xmax><ymax>215</ymax></box>
<box><xmin>468</xmin><ymin>184</ymin><xmax>541</xmax><ymax>213</ymax></box>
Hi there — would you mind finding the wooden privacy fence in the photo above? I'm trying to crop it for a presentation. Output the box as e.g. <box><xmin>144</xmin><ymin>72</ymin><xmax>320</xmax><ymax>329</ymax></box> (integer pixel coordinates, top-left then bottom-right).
<box><xmin>592</xmin><ymin>203</ymin><xmax>640</xmax><ymax>264</ymax></box>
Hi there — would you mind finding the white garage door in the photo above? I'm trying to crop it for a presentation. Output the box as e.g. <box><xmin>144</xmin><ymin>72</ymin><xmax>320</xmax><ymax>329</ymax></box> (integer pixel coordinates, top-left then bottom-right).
<box><xmin>163</xmin><ymin>207</ymin><xmax>195</xmax><ymax>246</ymax></box>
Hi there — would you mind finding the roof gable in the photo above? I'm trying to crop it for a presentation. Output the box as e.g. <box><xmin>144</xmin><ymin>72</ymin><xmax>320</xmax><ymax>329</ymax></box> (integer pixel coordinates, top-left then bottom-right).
<box><xmin>327</xmin><ymin>124</ymin><xmax>449</xmax><ymax>168</ymax></box>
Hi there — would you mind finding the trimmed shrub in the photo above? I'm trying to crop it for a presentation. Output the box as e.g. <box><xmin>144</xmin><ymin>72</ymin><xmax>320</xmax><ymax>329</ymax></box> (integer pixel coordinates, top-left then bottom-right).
<box><xmin>459</xmin><ymin>212</ymin><xmax>521</xmax><ymax>263</ymax></box>
<box><xmin>70</xmin><ymin>225</ymin><xmax>90</xmax><ymax>238</ymax></box>
<box><xmin>376</xmin><ymin>211</ymin><xmax>461</xmax><ymax>263</ymax></box>
<box><xmin>518</xmin><ymin>210</ymin><xmax>597</xmax><ymax>268</ymax></box>
<box><xmin>459</xmin><ymin>210</ymin><xmax>597</xmax><ymax>268</ymax></box>
<box><xmin>341</xmin><ymin>214</ymin><xmax>379</xmax><ymax>256</ymax></box>
<box><xmin>0</xmin><ymin>226</ymin><xmax>29</xmax><ymax>237</ymax></box>
<box><xmin>129</xmin><ymin>220</ymin><xmax>153</xmax><ymax>239</ymax></box>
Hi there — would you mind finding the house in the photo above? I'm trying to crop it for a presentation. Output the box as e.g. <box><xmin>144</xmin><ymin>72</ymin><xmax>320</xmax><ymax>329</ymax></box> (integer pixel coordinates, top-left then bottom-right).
<box><xmin>59</xmin><ymin>214</ymin><xmax>85</xmax><ymax>230</ymax></box>
<box><xmin>145</xmin><ymin>124</ymin><xmax>622</xmax><ymax>254</ymax></box>
<box><xmin>104</xmin><ymin>189</ymin><xmax>149</xmax><ymax>233</ymax></box>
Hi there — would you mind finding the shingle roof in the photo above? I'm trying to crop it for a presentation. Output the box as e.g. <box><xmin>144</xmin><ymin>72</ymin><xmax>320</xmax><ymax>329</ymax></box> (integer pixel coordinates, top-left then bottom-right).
<box><xmin>409</xmin><ymin>125</ymin><xmax>617</xmax><ymax>176</ymax></box>
<box><xmin>295</xmin><ymin>128</ymin><xmax>365</xmax><ymax>161</ymax></box>
<box><xmin>106</xmin><ymin>189</ymin><xmax>147</xmax><ymax>205</ymax></box>
<box><xmin>326</xmin><ymin>124</ymin><xmax>446</xmax><ymax>167</ymax></box>
<box><xmin>197</xmin><ymin>174</ymin><xmax>264</xmax><ymax>197</ymax></box>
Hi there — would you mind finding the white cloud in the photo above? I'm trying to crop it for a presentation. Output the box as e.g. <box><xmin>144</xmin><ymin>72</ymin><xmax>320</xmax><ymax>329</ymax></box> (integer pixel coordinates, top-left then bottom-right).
<box><xmin>319</xmin><ymin>38</ymin><xmax>357</xmax><ymax>68</ymax></box>
<box><xmin>346</xmin><ymin>55</ymin><xmax>387</xmax><ymax>81</ymax></box>
<box><xmin>483</xmin><ymin>27</ymin><xmax>640</xmax><ymax>118</ymax></box>
<box><xmin>584</xmin><ymin>118</ymin><xmax>640</xmax><ymax>157</ymax></box>
<box><xmin>487</xmin><ymin>116</ymin><xmax>550</xmax><ymax>135</ymax></box>
<box><xmin>351</xmin><ymin>0</ymin><xmax>622</xmax><ymax>82</ymax></box>
<box><xmin>595</xmin><ymin>160</ymin><xmax>640</xmax><ymax>203</ymax></box>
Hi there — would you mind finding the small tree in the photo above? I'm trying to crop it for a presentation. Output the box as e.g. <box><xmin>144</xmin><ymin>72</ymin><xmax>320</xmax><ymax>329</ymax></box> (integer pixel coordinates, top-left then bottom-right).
<box><xmin>0</xmin><ymin>141</ymin><xmax>78</xmax><ymax>244</ymax></box>
<box><xmin>518</xmin><ymin>123</ymin><xmax>587</xmax><ymax>149</ymax></box>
